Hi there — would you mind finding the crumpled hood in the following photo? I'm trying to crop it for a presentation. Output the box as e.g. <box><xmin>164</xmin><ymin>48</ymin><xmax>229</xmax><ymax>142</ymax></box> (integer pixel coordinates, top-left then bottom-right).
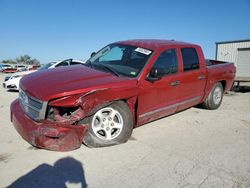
<box><xmin>20</xmin><ymin>65</ymin><xmax>137</xmax><ymax>101</ymax></box>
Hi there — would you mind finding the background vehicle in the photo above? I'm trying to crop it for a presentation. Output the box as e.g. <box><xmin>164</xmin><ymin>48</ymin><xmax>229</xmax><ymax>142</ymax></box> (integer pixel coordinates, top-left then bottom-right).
<box><xmin>28</xmin><ymin>65</ymin><xmax>41</xmax><ymax>70</ymax></box>
<box><xmin>11</xmin><ymin>40</ymin><xmax>236</xmax><ymax>151</ymax></box>
<box><xmin>38</xmin><ymin>58</ymin><xmax>85</xmax><ymax>70</ymax></box>
<box><xmin>15</xmin><ymin>65</ymin><xmax>27</xmax><ymax>72</ymax></box>
<box><xmin>1</xmin><ymin>64</ymin><xmax>16</xmax><ymax>73</ymax></box>
<box><xmin>3</xmin><ymin>70</ymin><xmax>36</xmax><ymax>90</ymax></box>
<box><xmin>4</xmin><ymin>59</ymin><xmax>85</xmax><ymax>91</ymax></box>
<box><xmin>0</xmin><ymin>64</ymin><xmax>13</xmax><ymax>71</ymax></box>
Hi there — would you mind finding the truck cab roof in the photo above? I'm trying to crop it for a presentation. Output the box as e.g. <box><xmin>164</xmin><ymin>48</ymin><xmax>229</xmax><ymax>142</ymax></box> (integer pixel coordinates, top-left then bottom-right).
<box><xmin>116</xmin><ymin>39</ymin><xmax>194</xmax><ymax>50</ymax></box>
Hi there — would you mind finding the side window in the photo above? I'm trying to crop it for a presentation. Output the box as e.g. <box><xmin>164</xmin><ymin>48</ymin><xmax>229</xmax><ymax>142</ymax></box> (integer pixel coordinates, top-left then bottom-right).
<box><xmin>181</xmin><ymin>48</ymin><xmax>199</xmax><ymax>71</ymax></box>
<box><xmin>152</xmin><ymin>49</ymin><xmax>178</xmax><ymax>76</ymax></box>
<box><xmin>70</xmin><ymin>61</ymin><xmax>83</xmax><ymax>65</ymax></box>
<box><xmin>56</xmin><ymin>61</ymin><xmax>69</xmax><ymax>67</ymax></box>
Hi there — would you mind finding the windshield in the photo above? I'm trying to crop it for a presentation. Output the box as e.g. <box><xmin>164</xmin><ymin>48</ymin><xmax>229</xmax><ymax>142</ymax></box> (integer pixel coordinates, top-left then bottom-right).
<box><xmin>3</xmin><ymin>64</ymin><xmax>12</xmax><ymax>68</ymax></box>
<box><xmin>86</xmin><ymin>44</ymin><xmax>153</xmax><ymax>78</ymax></box>
<box><xmin>38</xmin><ymin>62</ymin><xmax>56</xmax><ymax>70</ymax></box>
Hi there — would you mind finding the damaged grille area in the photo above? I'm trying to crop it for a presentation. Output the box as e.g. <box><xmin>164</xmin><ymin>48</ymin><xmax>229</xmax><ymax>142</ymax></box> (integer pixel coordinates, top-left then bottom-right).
<box><xmin>47</xmin><ymin>106</ymin><xmax>86</xmax><ymax>125</ymax></box>
<box><xmin>19</xmin><ymin>88</ymin><xmax>47</xmax><ymax>121</ymax></box>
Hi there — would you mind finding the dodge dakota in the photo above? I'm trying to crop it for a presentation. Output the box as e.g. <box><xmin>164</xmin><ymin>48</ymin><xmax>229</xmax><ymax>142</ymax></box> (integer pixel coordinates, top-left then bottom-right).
<box><xmin>11</xmin><ymin>39</ymin><xmax>236</xmax><ymax>151</ymax></box>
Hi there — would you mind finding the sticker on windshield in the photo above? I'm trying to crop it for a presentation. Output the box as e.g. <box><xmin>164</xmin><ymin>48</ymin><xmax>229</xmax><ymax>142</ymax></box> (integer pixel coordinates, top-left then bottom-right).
<box><xmin>135</xmin><ymin>47</ymin><xmax>152</xmax><ymax>55</ymax></box>
<box><xmin>130</xmin><ymin>71</ymin><xmax>136</xmax><ymax>75</ymax></box>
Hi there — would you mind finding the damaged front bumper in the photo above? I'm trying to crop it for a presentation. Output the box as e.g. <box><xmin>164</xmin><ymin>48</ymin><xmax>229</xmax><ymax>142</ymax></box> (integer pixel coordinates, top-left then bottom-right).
<box><xmin>10</xmin><ymin>99</ymin><xmax>88</xmax><ymax>151</ymax></box>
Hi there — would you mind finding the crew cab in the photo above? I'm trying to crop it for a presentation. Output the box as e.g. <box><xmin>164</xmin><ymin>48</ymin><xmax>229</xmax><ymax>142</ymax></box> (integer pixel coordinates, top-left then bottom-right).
<box><xmin>10</xmin><ymin>40</ymin><xmax>236</xmax><ymax>151</ymax></box>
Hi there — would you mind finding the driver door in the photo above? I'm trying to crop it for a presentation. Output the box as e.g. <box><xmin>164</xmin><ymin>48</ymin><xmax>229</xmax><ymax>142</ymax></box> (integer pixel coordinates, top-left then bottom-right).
<box><xmin>138</xmin><ymin>48</ymin><xmax>181</xmax><ymax>125</ymax></box>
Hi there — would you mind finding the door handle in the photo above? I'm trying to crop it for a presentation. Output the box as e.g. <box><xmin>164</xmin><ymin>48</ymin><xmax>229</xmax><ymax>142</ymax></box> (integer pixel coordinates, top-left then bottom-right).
<box><xmin>198</xmin><ymin>75</ymin><xmax>205</xmax><ymax>80</ymax></box>
<box><xmin>170</xmin><ymin>80</ymin><xmax>180</xmax><ymax>86</ymax></box>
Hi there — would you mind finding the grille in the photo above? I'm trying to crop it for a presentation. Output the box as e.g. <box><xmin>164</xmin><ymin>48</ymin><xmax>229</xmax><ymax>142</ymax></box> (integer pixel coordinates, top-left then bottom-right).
<box><xmin>19</xmin><ymin>89</ymin><xmax>47</xmax><ymax>121</ymax></box>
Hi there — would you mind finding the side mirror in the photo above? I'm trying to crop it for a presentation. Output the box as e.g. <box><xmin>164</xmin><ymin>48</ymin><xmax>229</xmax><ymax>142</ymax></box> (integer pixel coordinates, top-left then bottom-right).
<box><xmin>146</xmin><ymin>68</ymin><xmax>163</xmax><ymax>82</ymax></box>
<box><xmin>90</xmin><ymin>52</ymin><xmax>96</xmax><ymax>58</ymax></box>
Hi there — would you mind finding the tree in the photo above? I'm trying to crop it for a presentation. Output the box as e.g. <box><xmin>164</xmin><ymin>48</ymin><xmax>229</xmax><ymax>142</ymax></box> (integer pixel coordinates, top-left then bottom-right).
<box><xmin>1</xmin><ymin>59</ymin><xmax>16</xmax><ymax>64</ymax></box>
<box><xmin>16</xmin><ymin>55</ymin><xmax>32</xmax><ymax>64</ymax></box>
<box><xmin>27</xmin><ymin>58</ymin><xmax>40</xmax><ymax>65</ymax></box>
<box><xmin>1</xmin><ymin>55</ymin><xmax>40</xmax><ymax>65</ymax></box>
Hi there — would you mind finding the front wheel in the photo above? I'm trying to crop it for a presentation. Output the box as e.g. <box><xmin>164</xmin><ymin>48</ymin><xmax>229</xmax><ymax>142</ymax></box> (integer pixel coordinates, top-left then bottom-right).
<box><xmin>202</xmin><ymin>82</ymin><xmax>224</xmax><ymax>110</ymax></box>
<box><xmin>83</xmin><ymin>101</ymin><xmax>133</xmax><ymax>147</ymax></box>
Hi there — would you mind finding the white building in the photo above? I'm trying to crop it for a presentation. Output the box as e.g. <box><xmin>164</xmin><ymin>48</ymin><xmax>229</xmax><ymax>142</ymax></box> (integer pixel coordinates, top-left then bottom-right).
<box><xmin>216</xmin><ymin>39</ymin><xmax>250</xmax><ymax>78</ymax></box>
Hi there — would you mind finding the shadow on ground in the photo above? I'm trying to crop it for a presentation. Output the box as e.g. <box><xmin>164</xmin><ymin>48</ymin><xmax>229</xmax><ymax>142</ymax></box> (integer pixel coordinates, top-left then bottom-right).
<box><xmin>231</xmin><ymin>86</ymin><xmax>250</xmax><ymax>93</ymax></box>
<box><xmin>6</xmin><ymin>90</ymin><xmax>18</xmax><ymax>93</ymax></box>
<box><xmin>7</xmin><ymin>157</ymin><xmax>87</xmax><ymax>188</ymax></box>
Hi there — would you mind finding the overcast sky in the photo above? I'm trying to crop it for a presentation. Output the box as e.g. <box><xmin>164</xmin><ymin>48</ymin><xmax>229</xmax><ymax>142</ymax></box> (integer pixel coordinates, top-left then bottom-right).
<box><xmin>0</xmin><ymin>0</ymin><xmax>250</xmax><ymax>63</ymax></box>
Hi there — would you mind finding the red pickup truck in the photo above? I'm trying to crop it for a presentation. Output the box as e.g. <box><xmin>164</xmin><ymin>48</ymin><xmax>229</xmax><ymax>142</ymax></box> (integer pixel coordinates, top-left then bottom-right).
<box><xmin>11</xmin><ymin>40</ymin><xmax>236</xmax><ymax>151</ymax></box>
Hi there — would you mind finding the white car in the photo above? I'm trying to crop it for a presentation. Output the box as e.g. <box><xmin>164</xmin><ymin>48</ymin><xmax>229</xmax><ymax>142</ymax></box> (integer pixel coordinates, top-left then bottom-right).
<box><xmin>3</xmin><ymin>70</ymin><xmax>36</xmax><ymax>90</ymax></box>
<box><xmin>3</xmin><ymin>59</ymin><xmax>85</xmax><ymax>91</ymax></box>
<box><xmin>38</xmin><ymin>59</ymin><xmax>85</xmax><ymax>70</ymax></box>
<box><xmin>15</xmin><ymin>65</ymin><xmax>27</xmax><ymax>72</ymax></box>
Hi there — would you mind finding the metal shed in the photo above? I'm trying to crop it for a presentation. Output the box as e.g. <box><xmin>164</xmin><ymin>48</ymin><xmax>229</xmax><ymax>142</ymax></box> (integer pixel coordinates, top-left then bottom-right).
<box><xmin>216</xmin><ymin>39</ymin><xmax>250</xmax><ymax>83</ymax></box>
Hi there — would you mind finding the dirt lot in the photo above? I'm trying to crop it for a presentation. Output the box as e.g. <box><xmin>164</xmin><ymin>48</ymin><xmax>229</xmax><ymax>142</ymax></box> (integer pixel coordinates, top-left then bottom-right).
<box><xmin>0</xmin><ymin>73</ymin><xmax>250</xmax><ymax>188</ymax></box>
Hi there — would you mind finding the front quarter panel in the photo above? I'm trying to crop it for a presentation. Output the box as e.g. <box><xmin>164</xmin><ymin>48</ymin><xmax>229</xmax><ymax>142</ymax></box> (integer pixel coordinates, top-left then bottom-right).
<box><xmin>47</xmin><ymin>81</ymin><xmax>138</xmax><ymax>127</ymax></box>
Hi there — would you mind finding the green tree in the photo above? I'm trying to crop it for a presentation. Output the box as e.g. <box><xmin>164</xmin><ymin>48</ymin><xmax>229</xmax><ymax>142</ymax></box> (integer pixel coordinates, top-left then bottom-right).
<box><xmin>27</xmin><ymin>58</ymin><xmax>40</xmax><ymax>65</ymax></box>
<box><xmin>1</xmin><ymin>59</ymin><xmax>16</xmax><ymax>64</ymax></box>
<box><xmin>1</xmin><ymin>55</ymin><xmax>40</xmax><ymax>65</ymax></box>
<box><xmin>16</xmin><ymin>55</ymin><xmax>31</xmax><ymax>64</ymax></box>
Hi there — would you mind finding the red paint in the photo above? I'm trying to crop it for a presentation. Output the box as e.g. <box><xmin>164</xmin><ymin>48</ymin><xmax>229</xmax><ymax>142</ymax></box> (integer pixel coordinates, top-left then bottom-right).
<box><xmin>11</xmin><ymin>100</ymin><xmax>87</xmax><ymax>151</ymax></box>
<box><xmin>11</xmin><ymin>40</ymin><xmax>236</xmax><ymax>151</ymax></box>
<box><xmin>2</xmin><ymin>68</ymin><xmax>17</xmax><ymax>73</ymax></box>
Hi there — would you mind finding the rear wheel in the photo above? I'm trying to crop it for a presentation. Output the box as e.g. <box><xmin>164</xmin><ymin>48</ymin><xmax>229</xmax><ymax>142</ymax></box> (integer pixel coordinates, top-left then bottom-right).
<box><xmin>83</xmin><ymin>101</ymin><xmax>133</xmax><ymax>147</ymax></box>
<box><xmin>202</xmin><ymin>82</ymin><xmax>224</xmax><ymax>110</ymax></box>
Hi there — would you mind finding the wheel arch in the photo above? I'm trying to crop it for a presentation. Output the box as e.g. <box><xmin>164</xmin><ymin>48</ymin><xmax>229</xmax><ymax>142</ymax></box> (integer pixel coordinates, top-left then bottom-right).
<box><xmin>202</xmin><ymin>81</ymin><xmax>224</xmax><ymax>110</ymax></box>
<box><xmin>81</xmin><ymin>97</ymin><xmax>138</xmax><ymax>128</ymax></box>
<box><xmin>123</xmin><ymin>96</ymin><xmax>138</xmax><ymax>128</ymax></box>
<box><xmin>219</xmin><ymin>80</ymin><xmax>226</xmax><ymax>92</ymax></box>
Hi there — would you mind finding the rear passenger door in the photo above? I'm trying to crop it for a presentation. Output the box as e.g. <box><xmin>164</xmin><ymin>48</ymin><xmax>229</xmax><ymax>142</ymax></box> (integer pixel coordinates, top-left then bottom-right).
<box><xmin>177</xmin><ymin>47</ymin><xmax>206</xmax><ymax>111</ymax></box>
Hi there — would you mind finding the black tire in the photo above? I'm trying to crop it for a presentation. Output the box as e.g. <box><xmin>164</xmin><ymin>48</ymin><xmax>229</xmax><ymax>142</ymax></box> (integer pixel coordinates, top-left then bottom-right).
<box><xmin>82</xmin><ymin>101</ymin><xmax>133</xmax><ymax>148</ymax></box>
<box><xmin>202</xmin><ymin>82</ymin><xmax>224</xmax><ymax>110</ymax></box>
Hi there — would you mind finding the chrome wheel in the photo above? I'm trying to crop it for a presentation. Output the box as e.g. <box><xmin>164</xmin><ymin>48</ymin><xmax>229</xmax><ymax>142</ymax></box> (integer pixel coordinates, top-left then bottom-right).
<box><xmin>213</xmin><ymin>86</ymin><xmax>222</xmax><ymax>105</ymax></box>
<box><xmin>91</xmin><ymin>107</ymin><xmax>124</xmax><ymax>140</ymax></box>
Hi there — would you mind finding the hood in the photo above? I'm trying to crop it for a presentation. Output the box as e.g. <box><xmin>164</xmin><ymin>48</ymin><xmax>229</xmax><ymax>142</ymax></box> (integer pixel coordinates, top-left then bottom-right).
<box><xmin>20</xmin><ymin>65</ymin><xmax>137</xmax><ymax>101</ymax></box>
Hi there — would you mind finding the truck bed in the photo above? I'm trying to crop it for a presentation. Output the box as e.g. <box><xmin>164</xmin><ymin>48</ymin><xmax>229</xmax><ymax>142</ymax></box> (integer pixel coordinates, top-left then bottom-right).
<box><xmin>206</xmin><ymin>59</ymin><xmax>229</xmax><ymax>67</ymax></box>
<box><xmin>206</xmin><ymin>59</ymin><xmax>250</xmax><ymax>84</ymax></box>
<box><xmin>205</xmin><ymin>59</ymin><xmax>236</xmax><ymax>92</ymax></box>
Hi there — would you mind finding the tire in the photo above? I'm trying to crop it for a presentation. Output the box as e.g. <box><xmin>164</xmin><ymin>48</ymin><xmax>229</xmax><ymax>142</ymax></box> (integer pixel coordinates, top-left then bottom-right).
<box><xmin>202</xmin><ymin>82</ymin><xmax>224</xmax><ymax>110</ymax></box>
<box><xmin>82</xmin><ymin>101</ymin><xmax>133</xmax><ymax>147</ymax></box>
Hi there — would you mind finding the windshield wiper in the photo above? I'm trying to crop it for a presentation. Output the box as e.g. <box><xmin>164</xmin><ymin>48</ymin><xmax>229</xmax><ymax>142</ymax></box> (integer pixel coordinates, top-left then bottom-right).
<box><xmin>98</xmin><ymin>64</ymin><xmax>120</xmax><ymax>77</ymax></box>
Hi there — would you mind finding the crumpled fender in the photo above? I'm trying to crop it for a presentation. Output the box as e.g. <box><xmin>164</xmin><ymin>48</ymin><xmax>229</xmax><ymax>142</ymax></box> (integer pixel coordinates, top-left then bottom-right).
<box><xmin>49</xmin><ymin>87</ymin><xmax>138</xmax><ymax>125</ymax></box>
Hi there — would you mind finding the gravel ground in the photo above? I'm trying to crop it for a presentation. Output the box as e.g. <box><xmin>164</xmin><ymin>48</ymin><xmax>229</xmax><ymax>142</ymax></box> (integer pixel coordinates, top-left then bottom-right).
<box><xmin>0</xmin><ymin>73</ymin><xmax>250</xmax><ymax>188</ymax></box>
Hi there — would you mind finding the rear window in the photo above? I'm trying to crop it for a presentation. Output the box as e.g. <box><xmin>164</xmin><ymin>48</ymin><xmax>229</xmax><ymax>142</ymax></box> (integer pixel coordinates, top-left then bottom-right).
<box><xmin>181</xmin><ymin>48</ymin><xmax>199</xmax><ymax>71</ymax></box>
